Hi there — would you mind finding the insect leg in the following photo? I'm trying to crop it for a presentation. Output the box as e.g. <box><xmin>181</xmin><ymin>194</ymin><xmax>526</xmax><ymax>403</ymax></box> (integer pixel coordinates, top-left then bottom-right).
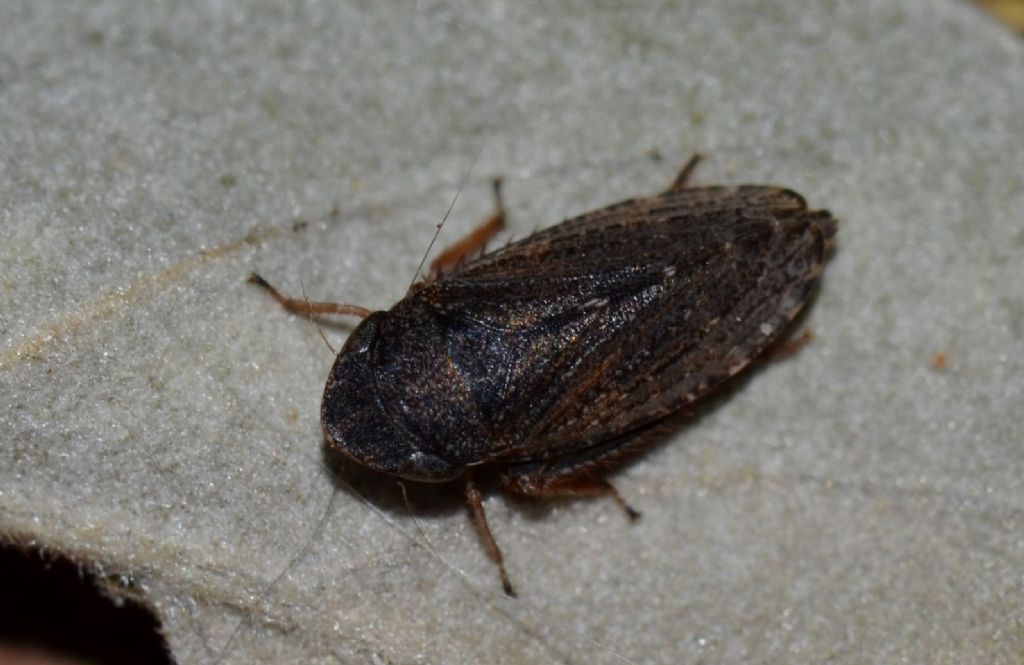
<box><xmin>464</xmin><ymin>469</ymin><xmax>516</xmax><ymax>597</ymax></box>
<box><xmin>664</xmin><ymin>153</ymin><xmax>704</xmax><ymax>193</ymax></box>
<box><xmin>428</xmin><ymin>178</ymin><xmax>506</xmax><ymax>279</ymax></box>
<box><xmin>505</xmin><ymin>471</ymin><xmax>641</xmax><ymax>521</ymax></box>
<box><xmin>248</xmin><ymin>273</ymin><xmax>372</xmax><ymax>319</ymax></box>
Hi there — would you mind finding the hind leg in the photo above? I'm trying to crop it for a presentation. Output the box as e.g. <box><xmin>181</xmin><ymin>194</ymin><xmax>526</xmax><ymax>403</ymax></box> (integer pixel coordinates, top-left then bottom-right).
<box><xmin>663</xmin><ymin>153</ymin><xmax>703</xmax><ymax>193</ymax></box>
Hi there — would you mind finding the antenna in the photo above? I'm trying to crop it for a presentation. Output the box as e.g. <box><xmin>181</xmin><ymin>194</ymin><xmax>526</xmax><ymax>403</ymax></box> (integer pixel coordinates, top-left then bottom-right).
<box><xmin>408</xmin><ymin>153</ymin><xmax>481</xmax><ymax>288</ymax></box>
<box><xmin>300</xmin><ymin>276</ymin><xmax>336</xmax><ymax>354</ymax></box>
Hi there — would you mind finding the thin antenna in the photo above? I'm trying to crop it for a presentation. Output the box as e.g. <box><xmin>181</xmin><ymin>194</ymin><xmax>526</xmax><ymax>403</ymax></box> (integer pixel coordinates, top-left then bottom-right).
<box><xmin>219</xmin><ymin>463</ymin><xmax>638</xmax><ymax>665</ymax></box>
<box><xmin>214</xmin><ymin>481</ymin><xmax>342</xmax><ymax>664</ymax></box>
<box><xmin>398</xmin><ymin>481</ymin><xmax>442</xmax><ymax>560</ymax></box>
<box><xmin>409</xmin><ymin>153</ymin><xmax>481</xmax><ymax>288</ymax></box>
<box><xmin>300</xmin><ymin>276</ymin><xmax>336</xmax><ymax>354</ymax></box>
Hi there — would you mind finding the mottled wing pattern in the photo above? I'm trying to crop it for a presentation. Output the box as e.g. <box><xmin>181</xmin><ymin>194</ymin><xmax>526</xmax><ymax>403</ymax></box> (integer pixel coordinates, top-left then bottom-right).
<box><xmin>424</xmin><ymin>186</ymin><xmax>834</xmax><ymax>463</ymax></box>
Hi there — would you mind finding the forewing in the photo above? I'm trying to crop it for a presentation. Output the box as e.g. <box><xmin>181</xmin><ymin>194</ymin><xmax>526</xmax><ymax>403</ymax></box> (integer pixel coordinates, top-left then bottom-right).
<box><xmin>422</xmin><ymin>186</ymin><xmax>832</xmax><ymax>462</ymax></box>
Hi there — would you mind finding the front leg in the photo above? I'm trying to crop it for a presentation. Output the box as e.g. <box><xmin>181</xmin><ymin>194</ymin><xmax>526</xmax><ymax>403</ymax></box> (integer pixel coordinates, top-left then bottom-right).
<box><xmin>464</xmin><ymin>468</ymin><xmax>516</xmax><ymax>597</ymax></box>
<box><xmin>248</xmin><ymin>273</ymin><xmax>373</xmax><ymax>319</ymax></box>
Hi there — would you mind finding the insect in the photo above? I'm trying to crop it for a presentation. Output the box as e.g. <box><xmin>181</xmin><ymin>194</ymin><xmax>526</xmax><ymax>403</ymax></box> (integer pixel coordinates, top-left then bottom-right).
<box><xmin>250</xmin><ymin>155</ymin><xmax>837</xmax><ymax>596</ymax></box>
